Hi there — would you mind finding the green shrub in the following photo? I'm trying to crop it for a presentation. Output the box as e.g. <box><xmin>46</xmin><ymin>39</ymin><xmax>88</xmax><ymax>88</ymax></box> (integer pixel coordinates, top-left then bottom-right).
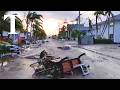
<box><xmin>95</xmin><ymin>38</ymin><xmax>113</xmax><ymax>44</ymax></box>
<box><xmin>0</xmin><ymin>44</ymin><xmax>11</xmax><ymax>55</ymax></box>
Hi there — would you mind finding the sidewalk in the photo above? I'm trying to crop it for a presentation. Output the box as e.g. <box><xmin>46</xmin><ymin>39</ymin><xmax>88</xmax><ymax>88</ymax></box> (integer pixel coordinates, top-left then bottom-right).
<box><xmin>80</xmin><ymin>44</ymin><xmax>120</xmax><ymax>60</ymax></box>
<box><xmin>64</xmin><ymin>40</ymin><xmax>120</xmax><ymax>60</ymax></box>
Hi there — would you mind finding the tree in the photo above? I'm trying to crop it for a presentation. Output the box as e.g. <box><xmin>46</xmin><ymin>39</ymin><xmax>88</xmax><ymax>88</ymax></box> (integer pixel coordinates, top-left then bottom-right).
<box><xmin>26</xmin><ymin>11</ymin><xmax>31</xmax><ymax>32</ymax></box>
<box><xmin>28</xmin><ymin>12</ymin><xmax>43</xmax><ymax>29</ymax></box>
<box><xmin>0</xmin><ymin>11</ymin><xmax>9</xmax><ymax>38</ymax></box>
<box><xmin>95</xmin><ymin>11</ymin><xmax>115</xmax><ymax>40</ymax></box>
<box><xmin>94</xmin><ymin>11</ymin><xmax>104</xmax><ymax>38</ymax></box>
<box><xmin>104</xmin><ymin>11</ymin><xmax>114</xmax><ymax>40</ymax></box>
<box><xmin>15</xmin><ymin>16</ymin><xmax>25</xmax><ymax>33</ymax></box>
<box><xmin>58</xmin><ymin>25</ymin><xmax>66</xmax><ymax>39</ymax></box>
<box><xmin>71</xmin><ymin>30</ymin><xmax>86</xmax><ymax>44</ymax></box>
<box><xmin>33</xmin><ymin>24</ymin><xmax>46</xmax><ymax>40</ymax></box>
<box><xmin>26</xmin><ymin>11</ymin><xmax>45</xmax><ymax>40</ymax></box>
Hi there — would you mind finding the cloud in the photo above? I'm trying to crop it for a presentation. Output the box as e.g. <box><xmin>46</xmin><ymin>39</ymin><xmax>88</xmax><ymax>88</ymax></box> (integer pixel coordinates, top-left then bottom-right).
<box><xmin>39</xmin><ymin>11</ymin><xmax>79</xmax><ymax>21</ymax></box>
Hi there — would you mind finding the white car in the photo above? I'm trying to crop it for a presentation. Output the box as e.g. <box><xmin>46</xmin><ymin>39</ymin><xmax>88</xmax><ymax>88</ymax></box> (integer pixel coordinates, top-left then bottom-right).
<box><xmin>64</xmin><ymin>45</ymin><xmax>71</xmax><ymax>49</ymax></box>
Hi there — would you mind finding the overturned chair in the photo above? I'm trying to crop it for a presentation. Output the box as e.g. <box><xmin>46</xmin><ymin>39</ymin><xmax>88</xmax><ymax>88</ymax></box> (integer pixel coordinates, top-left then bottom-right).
<box><xmin>30</xmin><ymin>51</ymin><xmax>90</xmax><ymax>78</ymax></box>
<box><xmin>48</xmin><ymin>53</ymin><xmax>90</xmax><ymax>77</ymax></box>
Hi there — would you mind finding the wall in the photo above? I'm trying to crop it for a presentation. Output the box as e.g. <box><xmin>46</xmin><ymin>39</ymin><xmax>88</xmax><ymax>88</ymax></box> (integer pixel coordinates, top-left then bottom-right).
<box><xmin>114</xmin><ymin>21</ymin><xmax>120</xmax><ymax>43</ymax></box>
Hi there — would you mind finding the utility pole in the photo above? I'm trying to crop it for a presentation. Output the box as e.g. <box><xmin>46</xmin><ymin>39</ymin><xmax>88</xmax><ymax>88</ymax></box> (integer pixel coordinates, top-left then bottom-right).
<box><xmin>78</xmin><ymin>11</ymin><xmax>81</xmax><ymax>44</ymax></box>
<box><xmin>79</xmin><ymin>11</ymin><xmax>80</xmax><ymax>25</ymax></box>
<box><xmin>78</xmin><ymin>11</ymin><xmax>81</xmax><ymax>31</ymax></box>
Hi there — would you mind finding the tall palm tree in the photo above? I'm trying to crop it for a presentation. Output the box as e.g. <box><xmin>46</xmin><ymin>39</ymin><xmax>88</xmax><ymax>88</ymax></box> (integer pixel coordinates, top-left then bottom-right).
<box><xmin>26</xmin><ymin>11</ymin><xmax>43</xmax><ymax>40</ymax></box>
<box><xmin>25</xmin><ymin>11</ymin><xmax>31</xmax><ymax>40</ymax></box>
<box><xmin>26</xmin><ymin>11</ymin><xmax>33</xmax><ymax>31</ymax></box>
<box><xmin>104</xmin><ymin>11</ymin><xmax>114</xmax><ymax>40</ymax></box>
<box><xmin>94</xmin><ymin>11</ymin><xmax>104</xmax><ymax>38</ymax></box>
<box><xmin>28</xmin><ymin>12</ymin><xmax>43</xmax><ymax>28</ymax></box>
<box><xmin>33</xmin><ymin>24</ymin><xmax>46</xmax><ymax>40</ymax></box>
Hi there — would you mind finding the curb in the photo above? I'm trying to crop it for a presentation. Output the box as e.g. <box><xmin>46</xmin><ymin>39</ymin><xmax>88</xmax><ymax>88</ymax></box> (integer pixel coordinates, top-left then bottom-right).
<box><xmin>79</xmin><ymin>46</ymin><xmax>120</xmax><ymax>60</ymax></box>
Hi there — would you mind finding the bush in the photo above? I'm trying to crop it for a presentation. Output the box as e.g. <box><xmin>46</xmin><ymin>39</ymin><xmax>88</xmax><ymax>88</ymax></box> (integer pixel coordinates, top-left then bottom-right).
<box><xmin>95</xmin><ymin>38</ymin><xmax>113</xmax><ymax>44</ymax></box>
<box><xmin>0</xmin><ymin>44</ymin><xmax>12</xmax><ymax>55</ymax></box>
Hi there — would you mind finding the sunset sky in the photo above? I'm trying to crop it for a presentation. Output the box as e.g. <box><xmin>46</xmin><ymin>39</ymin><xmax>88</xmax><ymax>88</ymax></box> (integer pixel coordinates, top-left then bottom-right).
<box><xmin>8</xmin><ymin>11</ymin><xmax>120</xmax><ymax>36</ymax></box>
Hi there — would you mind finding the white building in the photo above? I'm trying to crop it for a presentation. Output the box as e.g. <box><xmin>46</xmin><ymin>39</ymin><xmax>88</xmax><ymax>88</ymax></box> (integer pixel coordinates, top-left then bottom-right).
<box><xmin>88</xmin><ymin>14</ymin><xmax>120</xmax><ymax>43</ymax></box>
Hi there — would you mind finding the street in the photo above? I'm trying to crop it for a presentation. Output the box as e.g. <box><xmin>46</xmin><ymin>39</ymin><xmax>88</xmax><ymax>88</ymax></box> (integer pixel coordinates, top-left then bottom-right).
<box><xmin>1</xmin><ymin>39</ymin><xmax>120</xmax><ymax>79</ymax></box>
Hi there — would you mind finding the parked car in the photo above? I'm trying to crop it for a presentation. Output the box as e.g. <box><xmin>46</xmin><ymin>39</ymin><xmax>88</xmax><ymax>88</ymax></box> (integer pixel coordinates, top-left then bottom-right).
<box><xmin>6</xmin><ymin>45</ymin><xmax>21</xmax><ymax>54</ymax></box>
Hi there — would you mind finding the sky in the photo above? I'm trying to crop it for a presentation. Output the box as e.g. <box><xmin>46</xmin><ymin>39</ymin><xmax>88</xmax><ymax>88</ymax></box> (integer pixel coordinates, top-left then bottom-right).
<box><xmin>7</xmin><ymin>11</ymin><xmax>120</xmax><ymax>36</ymax></box>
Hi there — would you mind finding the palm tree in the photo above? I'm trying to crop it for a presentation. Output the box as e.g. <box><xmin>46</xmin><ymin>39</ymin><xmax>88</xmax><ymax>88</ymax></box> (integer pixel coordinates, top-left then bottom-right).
<box><xmin>28</xmin><ymin>12</ymin><xmax>43</xmax><ymax>28</ymax></box>
<box><xmin>94</xmin><ymin>11</ymin><xmax>104</xmax><ymax>38</ymax></box>
<box><xmin>71</xmin><ymin>30</ymin><xmax>85</xmax><ymax>44</ymax></box>
<box><xmin>25</xmin><ymin>11</ymin><xmax>32</xmax><ymax>40</ymax></box>
<box><xmin>104</xmin><ymin>11</ymin><xmax>114</xmax><ymax>40</ymax></box>
<box><xmin>15</xmin><ymin>16</ymin><xmax>24</xmax><ymax>33</ymax></box>
<box><xmin>33</xmin><ymin>24</ymin><xmax>46</xmax><ymax>40</ymax></box>
<box><xmin>26</xmin><ymin>12</ymin><xmax>43</xmax><ymax>41</ymax></box>
<box><xmin>26</xmin><ymin>11</ymin><xmax>31</xmax><ymax>32</ymax></box>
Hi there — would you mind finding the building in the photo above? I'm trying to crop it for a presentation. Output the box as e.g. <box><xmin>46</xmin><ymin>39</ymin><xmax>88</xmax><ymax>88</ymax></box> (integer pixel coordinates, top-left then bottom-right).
<box><xmin>66</xmin><ymin>24</ymin><xmax>89</xmax><ymax>40</ymax></box>
<box><xmin>1</xmin><ymin>31</ymin><xmax>26</xmax><ymax>45</ymax></box>
<box><xmin>87</xmin><ymin>14</ymin><xmax>120</xmax><ymax>43</ymax></box>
